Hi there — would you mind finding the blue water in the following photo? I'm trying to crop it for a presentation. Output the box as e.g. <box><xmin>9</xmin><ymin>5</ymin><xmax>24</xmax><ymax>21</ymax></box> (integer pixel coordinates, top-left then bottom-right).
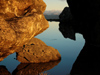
<box><xmin>0</xmin><ymin>22</ymin><xmax>85</xmax><ymax>75</ymax></box>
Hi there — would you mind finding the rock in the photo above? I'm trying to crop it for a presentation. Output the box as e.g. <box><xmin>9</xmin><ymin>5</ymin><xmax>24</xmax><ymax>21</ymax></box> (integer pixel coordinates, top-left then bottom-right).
<box><xmin>67</xmin><ymin>0</ymin><xmax>100</xmax><ymax>45</ymax></box>
<box><xmin>67</xmin><ymin>0</ymin><xmax>100</xmax><ymax>21</ymax></box>
<box><xmin>0</xmin><ymin>0</ymin><xmax>46</xmax><ymax>19</ymax></box>
<box><xmin>59</xmin><ymin>7</ymin><xmax>72</xmax><ymax>22</ymax></box>
<box><xmin>0</xmin><ymin>0</ymin><xmax>49</xmax><ymax>61</ymax></box>
<box><xmin>12</xmin><ymin>61</ymin><xmax>60</xmax><ymax>75</ymax></box>
<box><xmin>59</xmin><ymin>22</ymin><xmax>76</xmax><ymax>40</ymax></box>
<box><xmin>0</xmin><ymin>66</ymin><xmax>11</xmax><ymax>75</ymax></box>
<box><xmin>17</xmin><ymin>38</ymin><xmax>61</xmax><ymax>63</ymax></box>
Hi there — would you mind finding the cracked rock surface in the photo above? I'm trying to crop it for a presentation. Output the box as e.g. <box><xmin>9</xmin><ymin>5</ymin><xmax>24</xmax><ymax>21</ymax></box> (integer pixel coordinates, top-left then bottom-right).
<box><xmin>0</xmin><ymin>0</ymin><xmax>49</xmax><ymax>61</ymax></box>
<box><xmin>17</xmin><ymin>38</ymin><xmax>61</xmax><ymax>63</ymax></box>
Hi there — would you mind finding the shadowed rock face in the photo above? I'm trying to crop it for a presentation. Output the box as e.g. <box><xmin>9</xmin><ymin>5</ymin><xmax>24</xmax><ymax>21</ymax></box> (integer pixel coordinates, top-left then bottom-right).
<box><xmin>17</xmin><ymin>38</ymin><xmax>61</xmax><ymax>63</ymax></box>
<box><xmin>0</xmin><ymin>0</ymin><xmax>46</xmax><ymax>19</ymax></box>
<box><xmin>60</xmin><ymin>0</ymin><xmax>100</xmax><ymax>46</ymax></box>
<box><xmin>0</xmin><ymin>0</ymin><xmax>49</xmax><ymax>61</ymax></box>
<box><xmin>59</xmin><ymin>22</ymin><xmax>76</xmax><ymax>40</ymax></box>
<box><xmin>59</xmin><ymin>7</ymin><xmax>72</xmax><ymax>22</ymax></box>
<box><xmin>59</xmin><ymin>0</ymin><xmax>100</xmax><ymax>75</ymax></box>
<box><xmin>12</xmin><ymin>61</ymin><xmax>60</xmax><ymax>75</ymax></box>
<box><xmin>67</xmin><ymin>0</ymin><xmax>100</xmax><ymax>45</ymax></box>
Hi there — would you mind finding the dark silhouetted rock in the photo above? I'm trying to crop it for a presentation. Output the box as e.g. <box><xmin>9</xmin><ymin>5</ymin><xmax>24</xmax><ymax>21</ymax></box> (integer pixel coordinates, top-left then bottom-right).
<box><xmin>58</xmin><ymin>1</ymin><xmax>100</xmax><ymax>74</ymax></box>
<box><xmin>17</xmin><ymin>38</ymin><xmax>61</xmax><ymax>63</ymax></box>
<box><xmin>0</xmin><ymin>0</ymin><xmax>49</xmax><ymax>61</ymax></box>
<box><xmin>0</xmin><ymin>65</ymin><xmax>11</xmax><ymax>75</ymax></box>
<box><xmin>12</xmin><ymin>61</ymin><xmax>60</xmax><ymax>75</ymax></box>
<box><xmin>67</xmin><ymin>0</ymin><xmax>100</xmax><ymax>45</ymax></box>
<box><xmin>59</xmin><ymin>22</ymin><xmax>76</xmax><ymax>40</ymax></box>
<box><xmin>59</xmin><ymin>7</ymin><xmax>72</xmax><ymax>22</ymax></box>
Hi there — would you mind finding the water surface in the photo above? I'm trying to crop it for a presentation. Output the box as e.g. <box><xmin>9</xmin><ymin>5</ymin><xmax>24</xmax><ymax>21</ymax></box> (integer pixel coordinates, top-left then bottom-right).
<box><xmin>0</xmin><ymin>22</ymin><xmax>85</xmax><ymax>75</ymax></box>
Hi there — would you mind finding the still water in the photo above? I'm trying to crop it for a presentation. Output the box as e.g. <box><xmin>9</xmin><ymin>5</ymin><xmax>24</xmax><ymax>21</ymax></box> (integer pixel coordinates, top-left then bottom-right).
<box><xmin>0</xmin><ymin>22</ymin><xmax>85</xmax><ymax>75</ymax></box>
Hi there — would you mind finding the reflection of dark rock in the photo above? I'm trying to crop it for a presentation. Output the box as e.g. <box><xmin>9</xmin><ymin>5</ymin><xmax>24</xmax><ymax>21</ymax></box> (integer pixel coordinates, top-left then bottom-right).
<box><xmin>0</xmin><ymin>65</ymin><xmax>11</xmax><ymax>75</ymax></box>
<box><xmin>59</xmin><ymin>7</ymin><xmax>72</xmax><ymax>22</ymax></box>
<box><xmin>70</xmin><ymin>43</ymin><xmax>100</xmax><ymax>75</ymax></box>
<box><xmin>17</xmin><ymin>38</ymin><xmax>61</xmax><ymax>63</ymax></box>
<box><xmin>12</xmin><ymin>60</ymin><xmax>60</xmax><ymax>75</ymax></box>
<box><xmin>0</xmin><ymin>0</ymin><xmax>49</xmax><ymax>61</ymax></box>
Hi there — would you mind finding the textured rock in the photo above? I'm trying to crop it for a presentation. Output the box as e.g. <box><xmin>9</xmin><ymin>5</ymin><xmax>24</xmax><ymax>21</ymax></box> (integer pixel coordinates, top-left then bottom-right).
<box><xmin>17</xmin><ymin>38</ymin><xmax>61</xmax><ymax>63</ymax></box>
<box><xmin>0</xmin><ymin>0</ymin><xmax>46</xmax><ymax>19</ymax></box>
<box><xmin>0</xmin><ymin>66</ymin><xmax>11</xmax><ymax>75</ymax></box>
<box><xmin>0</xmin><ymin>0</ymin><xmax>49</xmax><ymax>61</ymax></box>
<box><xmin>12</xmin><ymin>61</ymin><xmax>60</xmax><ymax>75</ymax></box>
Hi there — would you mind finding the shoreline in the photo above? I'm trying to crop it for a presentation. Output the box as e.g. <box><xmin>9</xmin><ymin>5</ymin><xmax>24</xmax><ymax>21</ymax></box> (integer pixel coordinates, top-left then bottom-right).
<box><xmin>47</xmin><ymin>19</ymin><xmax>60</xmax><ymax>22</ymax></box>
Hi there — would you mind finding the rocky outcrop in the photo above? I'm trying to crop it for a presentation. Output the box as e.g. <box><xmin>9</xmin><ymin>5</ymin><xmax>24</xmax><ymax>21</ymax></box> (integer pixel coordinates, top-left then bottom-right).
<box><xmin>59</xmin><ymin>22</ymin><xmax>75</xmax><ymax>40</ymax></box>
<box><xmin>67</xmin><ymin>0</ymin><xmax>100</xmax><ymax>45</ymax></box>
<box><xmin>17</xmin><ymin>38</ymin><xmax>61</xmax><ymax>63</ymax></box>
<box><xmin>59</xmin><ymin>7</ymin><xmax>72</xmax><ymax>22</ymax></box>
<box><xmin>0</xmin><ymin>0</ymin><xmax>49</xmax><ymax>61</ymax></box>
<box><xmin>12</xmin><ymin>61</ymin><xmax>60</xmax><ymax>75</ymax></box>
<box><xmin>59</xmin><ymin>1</ymin><xmax>100</xmax><ymax>75</ymax></box>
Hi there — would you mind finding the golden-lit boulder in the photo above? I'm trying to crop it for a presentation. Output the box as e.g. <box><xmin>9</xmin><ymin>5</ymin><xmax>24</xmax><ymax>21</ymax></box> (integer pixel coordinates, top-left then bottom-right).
<box><xmin>0</xmin><ymin>0</ymin><xmax>49</xmax><ymax>61</ymax></box>
<box><xmin>17</xmin><ymin>38</ymin><xmax>61</xmax><ymax>63</ymax></box>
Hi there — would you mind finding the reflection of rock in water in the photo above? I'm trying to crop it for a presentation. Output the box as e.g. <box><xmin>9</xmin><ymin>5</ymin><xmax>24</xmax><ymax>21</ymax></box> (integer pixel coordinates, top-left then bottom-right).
<box><xmin>0</xmin><ymin>0</ymin><xmax>49</xmax><ymax>61</ymax></box>
<box><xmin>17</xmin><ymin>38</ymin><xmax>61</xmax><ymax>63</ymax></box>
<box><xmin>0</xmin><ymin>66</ymin><xmax>11</xmax><ymax>75</ymax></box>
<box><xmin>12</xmin><ymin>60</ymin><xmax>60</xmax><ymax>75</ymax></box>
<box><xmin>70</xmin><ymin>43</ymin><xmax>100</xmax><ymax>75</ymax></box>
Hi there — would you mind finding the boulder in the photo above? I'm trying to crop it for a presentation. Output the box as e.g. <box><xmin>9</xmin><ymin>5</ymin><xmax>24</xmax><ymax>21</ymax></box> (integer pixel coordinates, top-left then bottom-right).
<box><xmin>17</xmin><ymin>38</ymin><xmax>61</xmax><ymax>63</ymax></box>
<box><xmin>0</xmin><ymin>0</ymin><xmax>46</xmax><ymax>19</ymax></box>
<box><xmin>0</xmin><ymin>0</ymin><xmax>49</xmax><ymax>61</ymax></box>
